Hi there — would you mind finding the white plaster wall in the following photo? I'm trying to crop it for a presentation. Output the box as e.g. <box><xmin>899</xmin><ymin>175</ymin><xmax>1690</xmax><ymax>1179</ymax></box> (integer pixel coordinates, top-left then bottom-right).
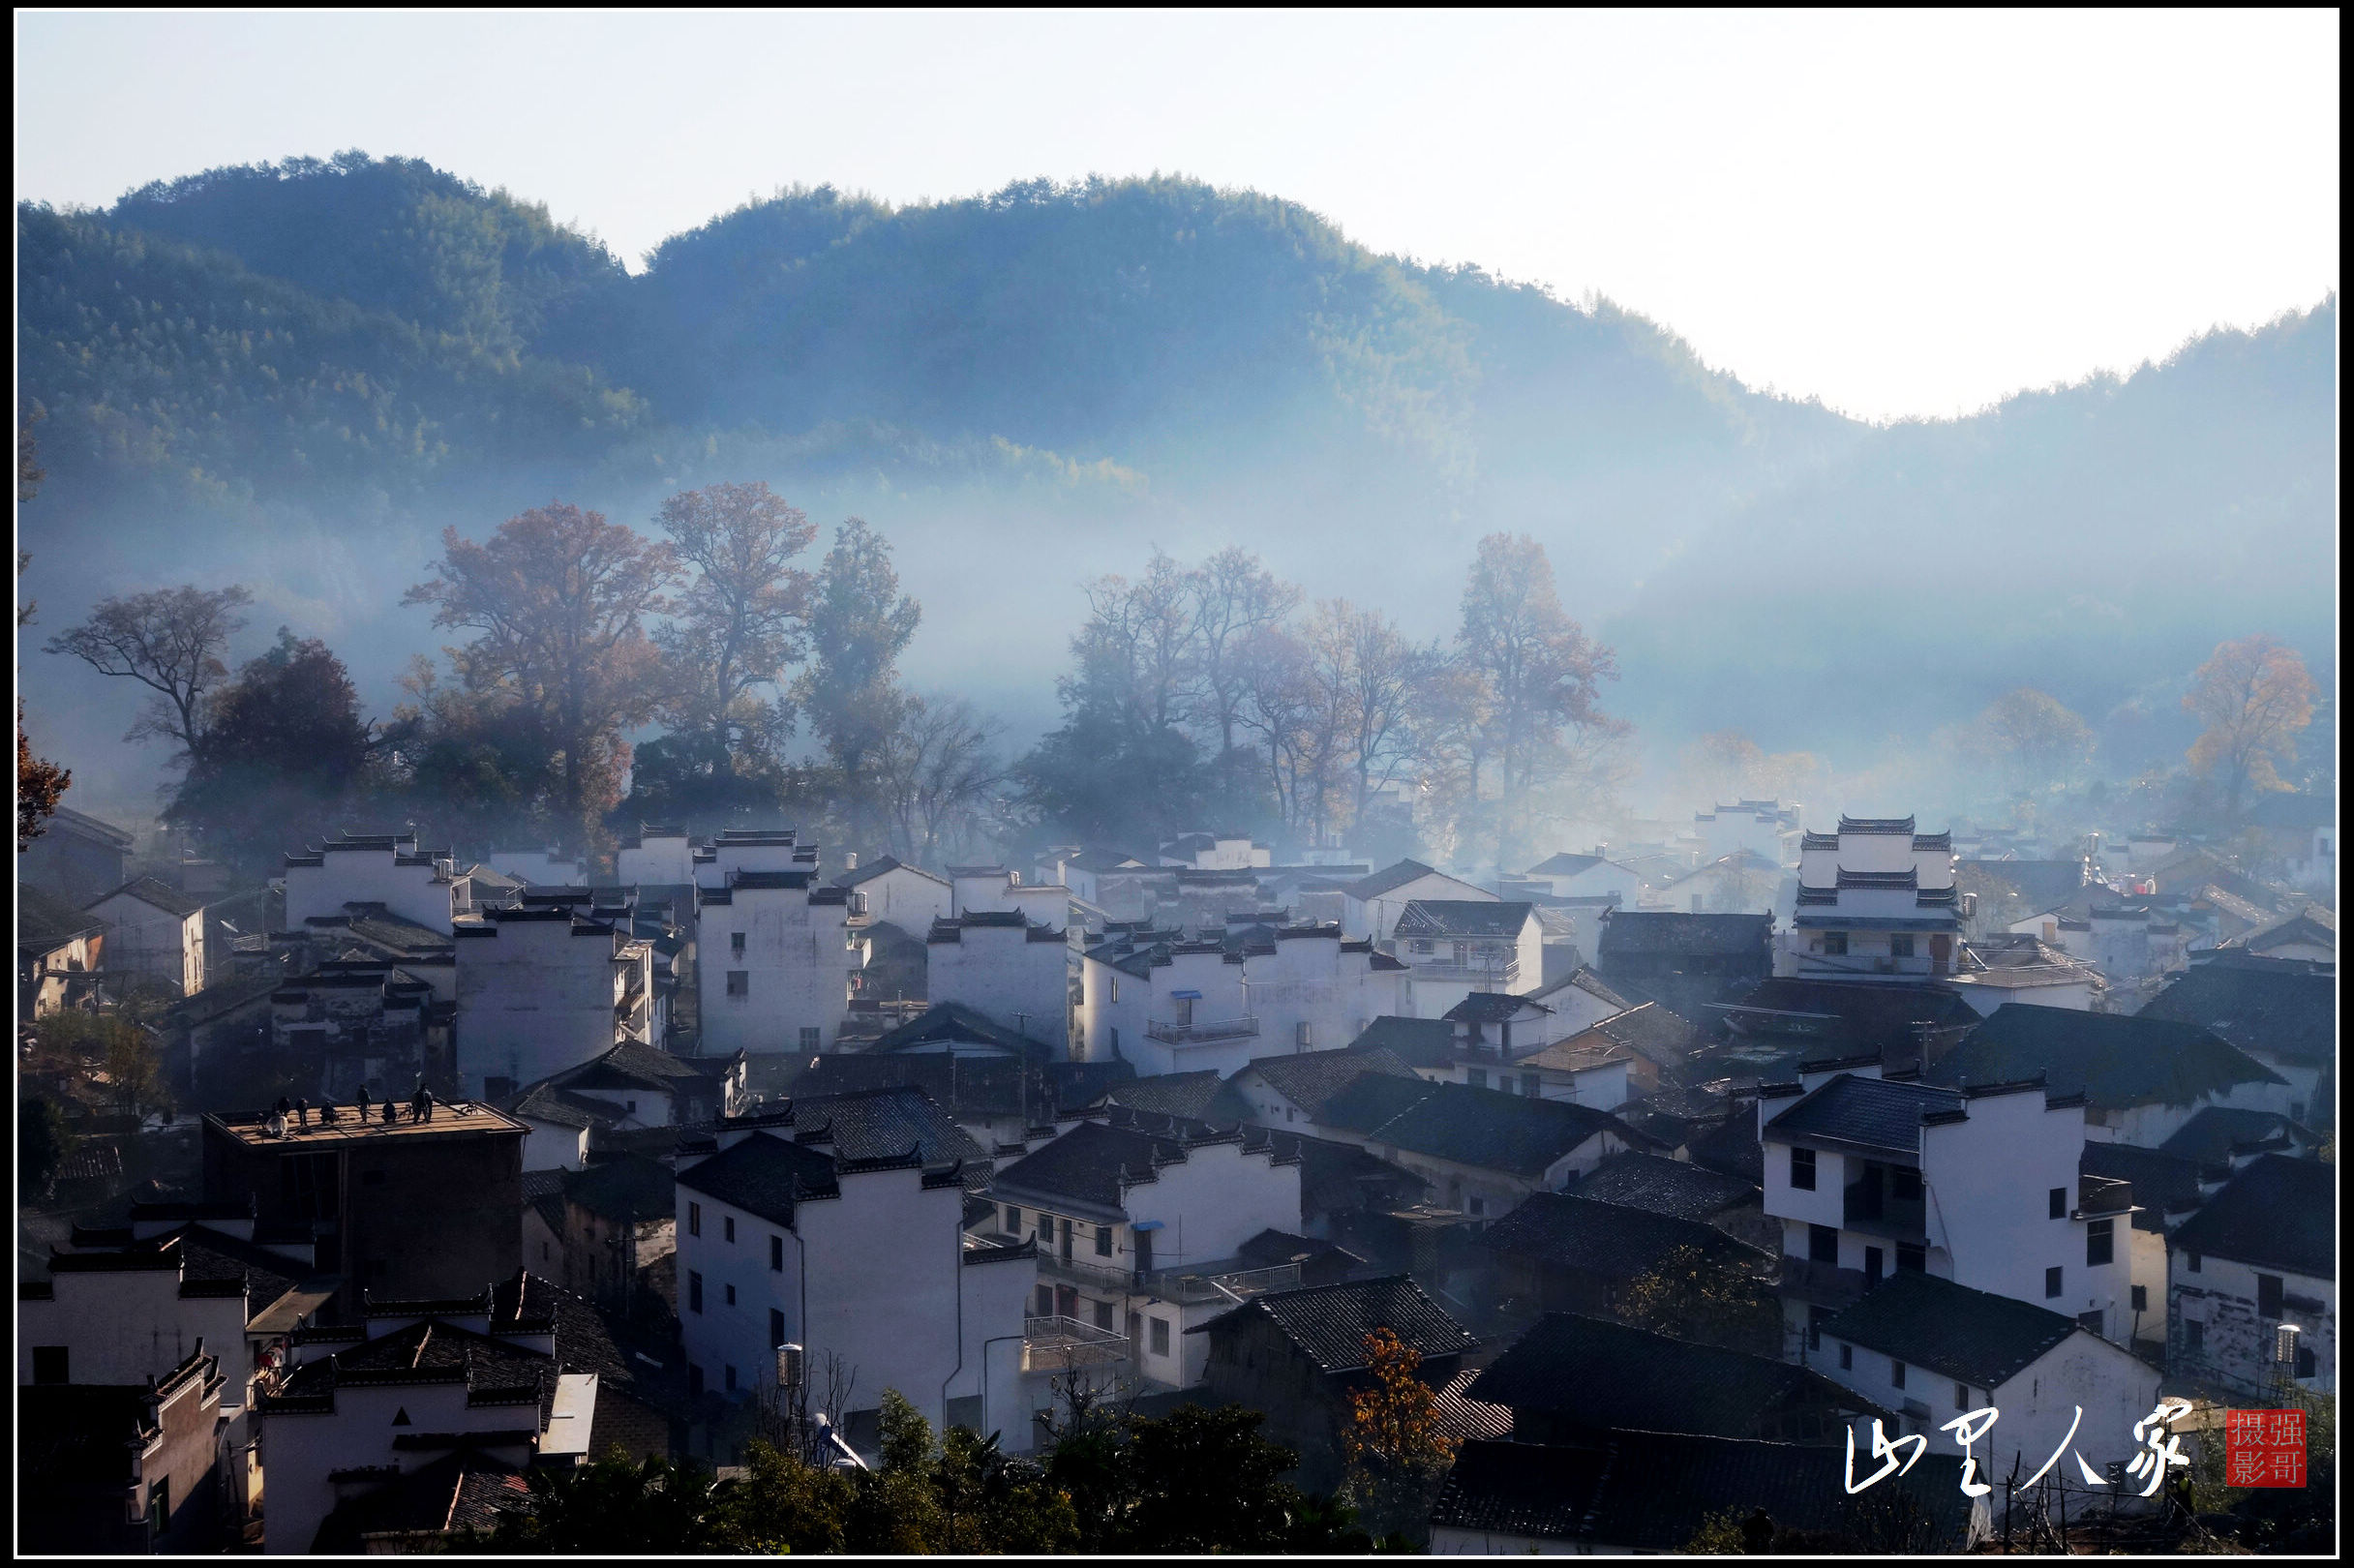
<box><xmin>714</xmin><ymin>841</ymin><xmax>805</xmax><ymax>881</ymax></box>
<box><xmin>696</xmin><ymin>889</ymin><xmax>866</xmax><ymax>1054</ymax></box>
<box><xmin>1238</xmin><ymin>936</ymin><xmax>1405</xmax><ymax>1056</ymax></box>
<box><xmin>930</xmin><ymin>929</ymin><xmax>1072</xmax><ymax>1053</ymax></box>
<box><xmin>677</xmin><ymin>1164</ymin><xmax>981</xmax><ymax>1434</ymax></box>
<box><xmin>285</xmin><ymin>851</ymin><xmax>454</xmax><ymax>934</ymax></box>
<box><xmin>857</xmin><ymin>867</ymin><xmax>952</xmax><ymax>929</ymax></box>
<box><xmin>455</xmin><ymin>922</ymin><xmax>622</xmax><ymax>1096</ymax></box>
<box><xmin>617</xmin><ymin>835</ymin><xmax>693</xmax><ymax>887</ymax></box>
<box><xmin>1345</xmin><ymin>871</ymin><xmax>1495</xmax><ymax>945</ymax></box>
<box><xmin>1924</xmin><ymin>1097</ymin><xmax>2111</xmax><ymax>1324</ymax></box>
<box><xmin>1119</xmin><ymin>1139</ymin><xmax>1303</xmax><ymax>1266</ymax></box>
<box><xmin>1762</xmin><ymin>1138</ymin><xmax>1849</xmax><ymax>1232</ymax></box>
<box><xmin>1076</xmin><ymin>954</ymin><xmax>1149</xmax><ymax>1067</ymax></box>
<box><xmin>90</xmin><ymin>895</ymin><xmax>204</xmax><ymax>996</ymax></box>
<box><xmin>488</xmin><ymin>851</ymin><xmax>588</xmax><ymax>886</ymax></box>
<box><xmin>18</xmin><ymin>1272</ymin><xmax>247</xmax><ymax>1389</ymax></box>
<box><xmin>1823</xmin><ymin>1333</ymin><xmax>2158</xmax><ymax>1498</ymax></box>
<box><xmin>2172</xmin><ymin>1251</ymin><xmax>2336</xmax><ymax>1398</ymax></box>
<box><xmin>262</xmin><ymin>1378</ymin><xmax>531</xmax><ymax>1555</ymax></box>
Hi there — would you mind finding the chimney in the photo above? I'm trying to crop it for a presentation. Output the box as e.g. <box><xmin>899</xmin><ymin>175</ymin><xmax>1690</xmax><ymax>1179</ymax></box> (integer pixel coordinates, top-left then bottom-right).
<box><xmin>843</xmin><ymin>851</ymin><xmax>859</xmax><ymax>872</ymax></box>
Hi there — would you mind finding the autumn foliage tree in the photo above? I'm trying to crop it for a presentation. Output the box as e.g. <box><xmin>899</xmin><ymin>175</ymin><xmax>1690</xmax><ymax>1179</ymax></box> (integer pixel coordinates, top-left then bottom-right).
<box><xmin>1971</xmin><ymin>686</ymin><xmax>2096</xmax><ymax>800</ymax></box>
<box><xmin>653</xmin><ymin>480</ymin><xmax>818</xmax><ymax>768</ymax></box>
<box><xmin>1619</xmin><ymin>1243</ymin><xmax>1783</xmax><ymax>1357</ymax></box>
<box><xmin>1341</xmin><ymin>1328</ymin><xmax>1458</xmax><ymax>1544</ymax></box>
<box><xmin>405</xmin><ymin>502</ymin><xmax>679</xmax><ymax>849</ymax></box>
<box><xmin>166</xmin><ymin>629</ymin><xmax>377</xmax><ymax>872</ymax></box>
<box><xmin>2183</xmin><ymin>635</ymin><xmax>2317</xmax><ymax>820</ymax></box>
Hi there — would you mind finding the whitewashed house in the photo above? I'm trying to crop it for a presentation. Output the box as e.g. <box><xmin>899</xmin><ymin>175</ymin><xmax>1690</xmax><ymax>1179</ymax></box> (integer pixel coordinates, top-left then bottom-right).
<box><xmin>2244</xmin><ymin>793</ymin><xmax>2335</xmax><ymax>893</ymax></box>
<box><xmin>979</xmin><ymin>1108</ymin><xmax>1305</xmax><ymax>1391</ymax></box>
<box><xmin>1159</xmin><ymin>832</ymin><xmax>1272</xmax><ymax>870</ymax></box>
<box><xmin>84</xmin><ymin>876</ymin><xmax>206</xmax><ymax>997</ymax></box>
<box><xmin>1522</xmin><ymin>966</ymin><xmax>1634</xmax><ymax>1036</ymax></box>
<box><xmin>928</xmin><ymin>913</ymin><xmax>1074</xmax><ymax>1056</ymax></box>
<box><xmin>1696</xmin><ymin>800</ymin><xmax>1805</xmax><ymax>867</ymax></box>
<box><xmin>693</xmin><ymin>829</ymin><xmax>816</xmax><ymax>891</ymax></box>
<box><xmin>1343</xmin><ymin>859</ymin><xmax>1496</xmax><ymax>948</ymax></box>
<box><xmin>695</xmin><ymin>870</ymin><xmax>870</xmax><ymax>1055</ymax></box>
<box><xmin>1762</xmin><ymin>1066</ymin><xmax>2131</xmax><ymax>1354</ymax></box>
<box><xmin>283</xmin><ymin>832</ymin><xmax>464</xmax><ymax>935</ymax></box>
<box><xmin>1656</xmin><ymin>850</ymin><xmax>1787</xmax><ymax>917</ymax></box>
<box><xmin>1817</xmin><ymin>1271</ymin><xmax>2162</xmax><ymax>1487</ymax></box>
<box><xmin>1779</xmin><ymin>816</ymin><xmax>1962</xmax><ymax>982</ymax></box>
<box><xmin>1393</xmin><ymin>900</ymin><xmax>1543</xmax><ymax>1018</ymax></box>
<box><xmin>949</xmin><ymin>864</ymin><xmax>1075</xmax><ymax>928</ymax></box>
<box><xmin>1520</xmin><ymin>852</ymin><xmax>1646</xmax><ymax>904</ymax></box>
<box><xmin>255</xmin><ymin>1276</ymin><xmax>593</xmax><ymax>1554</ymax></box>
<box><xmin>1928</xmin><ymin>1006</ymin><xmax>2293</xmax><ymax>1148</ymax></box>
<box><xmin>836</xmin><ymin>856</ymin><xmax>953</xmax><ymax>930</ymax></box>
<box><xmin>617</xmin><ymin>825</ymin><xmax>696</xmax><ymax>889</ymax></box>
<box><xmin>2168</xmin><ymin>1154</ymin><xmax>2333</xmax><ymax>1399</ymax></box>
<box><xmin>2137</xmin><ymin>954</ymin><xmax>2335</xmax><ymax>1128</ymax></box>
<box><xmin>1076</xmin><ymin>924</ymin><xmax>1408</xmax><ymax>1076</ymax></box>
<box><xmin>674</xmin><ymin>1121</ymin><xmax>1034</xmax><ymax>1452</ymax></box>
<box><xmin>454</xmin><ymin>901</ymin><xmax>657</xmax><ymax>1100</ymax></box>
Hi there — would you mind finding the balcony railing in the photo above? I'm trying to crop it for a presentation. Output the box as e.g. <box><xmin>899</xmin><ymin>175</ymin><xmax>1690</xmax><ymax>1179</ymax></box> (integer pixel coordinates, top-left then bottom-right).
<box><xmin>1403</xmin><ymin>957</ymin><xmax>1522</xmax><ymax>985</ymax></box>
<box><xmin>1022</xmin><ymin>1314</ymin><xmax>1130</xmax><ymax>1373</ymax></box>
<box><xmin>1143</xmin><ymin>1015</ymin><xmax>1259</xmax><ymax>1045</ymax></box>
<box><xmin>1037</xmin><ymin>1251</ymin><xmax>1136</xmax><ymax>1292</ymax></box>
<box><xmin>1136</xmin><ymin>1261</ymin><xmax>1302</xmax><ymax>1305</ymax></box>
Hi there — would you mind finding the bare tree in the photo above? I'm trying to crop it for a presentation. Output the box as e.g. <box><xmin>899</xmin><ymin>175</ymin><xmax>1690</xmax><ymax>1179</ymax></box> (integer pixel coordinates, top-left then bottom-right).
<box><xmin>1340</xmin><ymin>605</ymin><xmax>1435</xmax><ymax>831</ymax></box>
<box><xmin>1185</xmin><ymin>546</ymin><xmax>1299</xmax><ymax>777</ymax></box>
<box><xmin>45</xmin><ymin>584</ymin><xmax>255</xmax><ymax>757</ymax></box>
<box><xmin>875</xmin><ymin>695</ymin><xmax>1006</xmax><ymax>866</ymax></box>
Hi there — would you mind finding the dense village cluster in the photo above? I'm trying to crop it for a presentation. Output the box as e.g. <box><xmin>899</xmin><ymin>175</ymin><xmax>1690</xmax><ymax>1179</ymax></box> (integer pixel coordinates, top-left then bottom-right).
<box><xmin>15</xmin><ymin>785</ymin><xmax>2336</xmax><ymax>1553</ymax></box>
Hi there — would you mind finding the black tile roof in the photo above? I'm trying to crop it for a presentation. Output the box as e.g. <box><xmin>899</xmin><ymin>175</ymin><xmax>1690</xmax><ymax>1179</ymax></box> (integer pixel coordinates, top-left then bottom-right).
<box><xmin>1321</xmin><ymin>1076</ymin><xmax>1655</xmax><ymax>1176</ymax></box>
<box><xmin>1820</xmin><ymin>1271</ymin><xmax>2077</xmax><ymax>1390</ymax></box>
<box><xmin>1344</xmin><ymin>1015</ymin><xmax>1457</xmax><ymax>1069</ymax></box>
<box><xmin>1599</xmin><ymin>910</ymin><xmax>1774</xmax><ymax>957</ymax></box>
<box><xmin>1527</xmin><ymin>852</ymin><xmax>1611</xmax><ymax>877</ymax></box>
<box><xmin>507</xmin><ymin>1082</ymin><xmax>618</xmax><ymax>1131</ymax></box>
<box><xmin>1584</xmin><ymin>1001</ymin><xmax>1701</xmax><ymax>1067</ymax></box>
<box><xmin>2137</xmin><ymin>956</ymin><xmax>2336</xmax><ymax>1068</ymax></box>
<box><xmin>1479</xmin><ymin>1191</ymin><xmax>1769</xmax><ymax>1278</ymax></box>
<box><xmin>1526</xmin><ymin>966</ymin><xmax>1632</xmax><ymax>1010</ymax></box>
<box><xmin>564</xmin><ymin>1154</ymin><xmax>676</xmax><ymax>1224</ymax></box>
<box><xmin>1191</xmin><ymin>1274</ymin><xmax>1476</xmax><ymax>1372</ymax></box>
<box><xmin>1764</xmin><ymin>1074</ymin><xmax>1963</xmax><ymax>1156</ymax></box>
<box><xmin>17</xmin><ymin>882</ymin><xmax>104</xmax><ymax>950</ymax></box>
<box><xmin>675</xmin><ymin>1132</ymin><xmax>840</xmax><ymax>1228</ymax></box>
<box><xmin>1396</xmin><ymin>899</ymin><xmax>1532</xmax><ymax>939</ymax></box>
<box><xmin>1718</xmin><ymin>979</ymin><xmax>1980</xmax><ymax>1052</ymax></box>
<box><xmin>1930</xmin><ymin>1004</ymin><xmax>2286</xmax><ymax>1110</ymax></box>
<box><xmin>2168</xmin><ymin>1154</ymin><xmax>2333</xmax><ymax>1278</ymax></box>
<box><xmin>1343</xmin><ymin>859</ymin><xmax>1447</xmax><ymax>900</ymax></box>
<box><xmin>1572</xmin><ymin>1151</ymin><xmax>1758</xmax><ymax>1221</ymax></box>
<box><xmin>86</xmin><ymin>873</ymin><xmax>207</xmax><ymax>918</ymax></box>
<box><xmin>1465</xmin><ymin>1312</ymin><xmax>1881</xmax><ymax>1436</ymax></box>
<box><xmin>1291</xmin><ymin>1133</ymin><xmax>1430</xmax><ymax>1215</ymax></box>
<box><xmin>2080</xmin><ymin>1142</ymin><xmax>2202</xmax><ymax>1232</ymax></box>
<box><xmin>869</xmin><ymin>1001</ymin><xmax>1057</xmax><ymax>1059</ymax></box>
<box><xmin>989</xmin><ymin>1119</ymin><xmax>1193</xmax><ymax>1215</ymax></box>
<box><xmin>314</xmin><ymin>1450</ymin><xmax>530</xmax><ymax>1548</ymax></box>
<box><xmin>2158</xmin><ymin>1106</ymin><xmax>2319</xmax><ymax>1166</ymax></box>
<box><xmin>553</xmin><ymin>1040</ymin><xmax>731</xmax><ymax>1093</ymax></box>
<box><xmin>1102</xmin><ymin>1070</ymin><xmax>1234</xmax><ymax>1123</ymax></box>
<box><xmin>1432</xmin><ymin>1433</ymin><xmax>1975</xmax><ymax>1552</ymax></box>
<box><xmin>791</xmin><ymin>1052</ymin><xmax>1038</xmax><ymax>1121</ymax></box>
<box><xmin>789</xmin><ymin>1084</ymin><xmax>986</xmax><ymax>1169</ymax></box>
<box><xmin>1443</xmin><ymin>991</ymin><xmax>1545</xmax><ymax>1023</ymax></box>
<box><xmin>1238</xmin><ymin>1046</ymin><xmax>1422</xmax><ymax>1118</ymax></box>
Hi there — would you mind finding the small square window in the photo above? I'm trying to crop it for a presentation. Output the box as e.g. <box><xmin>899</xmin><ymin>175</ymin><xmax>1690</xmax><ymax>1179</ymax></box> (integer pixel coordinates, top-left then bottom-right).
<box><xmin>726</xmin><ymin>970</ymin><xmax>748</xmax><ymax>998</ymax></box>
<box><xmin>730</xmin><ymin>931</ymin><xmax>746</xmax><ymax>957</ymax></box>
<box><xmin>725</xmin><ymin>1217</ymin><xmax>736</xmax><ymax>1244</ymax></box>
<box><xmin>2044</xmin><ymin>1266</ymin><xmax>2063</xmax><ymax>1299</ymax></box>
<box><xmin>2086</xmin><ymin>1219</ymin><xmax>2113</xmax><ymax>1267</ymax></box>
<box><xmin>1522</xmin><ymin>1074</ymin><xmax>1541</xmax><ymax>1097</ymax></box>
<box><xmin>770</xmin><ymin>1309</ymin><xmax>786</xmax><ymax>1348</ymax></box>
<box><xmin>688</xmin><ymin>1202</ymin><xmax>702</xmax><ymax>1237</ymax></box>
<box><xmin>2187</xmin><ymin>1251</ymin><xmax>2201</xmax><ymax>1274</ymax></box>
<box><xmin>1890</xmin><ymin>1358</ymin><xmax>1907</xmax><ymax>1390</ymax></box>
<box><xmin>1791</xmin><ymin>1147</ymin><xmax>1817</xmax><ymax>1191</ymax></box>
<box><xmin>1466</xmin><ymin>1069</ymin><xmax>1488</xmax><ymax>1089</ymax></box>
<box><xmin>2256</xmin><ymin>1273</ymin><xmax>2284</xmax><ymax>1319</ymax></box>
<box><xmin>2131</xmin><ymin>1284</ymin><xmax>2148</xmax><ymax>1312</ymax></box>
<box><xmin>1150</xmin><ymin>1316</ymin><xmax>1171</xmax><ymax>1356</ymax></box>
<box><xmin>1839</xmin><ymin>1342</ymin><xmax>1853</xmax><ymax>1371</ymax></box>
<box><xmin>1094</xmin><ymin>1224</ymin><xmax>1113</xmax><ymax>1257</ymax></box>
<box><xmin>771</xmin><ymin>1236</ymin><xmax>784</xmax><ymax>1272</ymax></box>
<box><xmin>1889</xmin><ymin>934</ymin><xmax>1916</xmax><ymax>958</ymax></box>
<box><xmin>1896</xmin><ymin>1243</ymin><xmax>1925</xmax><ymax>1274</ymax></box>
<box><xmin>2185</xmin><ymin>1319</ymin><xmax>2205</xmax><ymax>1353</ymax></box>
<box><xmin>2049</xmin><ymin>1188</ymin><xmax>2067</xmax><ymax>1220</ymax></box>
<box><xmin>725</xmin><ymin>1283</ymin><xmax>737</xmax><ymax>1307</ymax></box>
<box><xmin>1468</xmin><ymin>1195</ymin><xmax>1486</xmax><ymax>1216</ymax></box>
<box><xmin>800</xmin><ymin>1026</ymin><xmax>821</xmax><ymax>1050</ymax></box>
<box><xmin>1808</xmin><ymin>1223</ymin><xmax>1839</xmax><ymax>1264</ymax></box>
<box><xmin>725</xmin><ymin>1364</ymin><xmax>737</xmax><ymax>1392</ymax></box>
<box><xmin>1955</xmin><ymin>1382</ymin><xmax>1970</xmax><ymax>1408</ymax></box>
<box><xmin>1004</xmin><ymin>1204</ymin><xmax>1022</xmax><ymax>1234</ymax></box>
<box><xmin>1109</xmin><ymin>978</ymin><xmax>1120</xmax><ymax>1004</ymax></box>
<box><xmin>1094</xmin><ymin>1298</ymin><xmax>1114</xmax><ymax>1330</ymax></box>
<box><xmin>1822</xmin><ymin>932</ymin><xmax>1848</xmax><ymax>956</ymax></box>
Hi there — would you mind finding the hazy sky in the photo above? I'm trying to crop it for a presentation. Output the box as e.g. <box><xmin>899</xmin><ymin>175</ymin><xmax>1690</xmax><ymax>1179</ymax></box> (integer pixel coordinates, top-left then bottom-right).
<box><xmin>14</xmin><ymin>9</ymin><xmax>2339</xmax><ymax>421</ymax></box>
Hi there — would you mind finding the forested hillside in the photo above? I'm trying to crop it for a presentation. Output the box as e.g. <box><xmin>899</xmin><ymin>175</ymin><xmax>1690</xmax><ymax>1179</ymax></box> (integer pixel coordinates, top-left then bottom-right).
<box><xmin>15</xmin><ymin>152</ymin><xmax>2336</xmax><ymax>812</ymax></box>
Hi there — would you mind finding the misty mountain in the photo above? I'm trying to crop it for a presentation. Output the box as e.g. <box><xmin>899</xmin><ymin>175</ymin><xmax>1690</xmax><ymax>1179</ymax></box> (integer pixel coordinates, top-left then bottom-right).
<box><xmin>15</xmin><ymin>153</ymin><xmax>2334</xmax><ymax>818</ymax></box>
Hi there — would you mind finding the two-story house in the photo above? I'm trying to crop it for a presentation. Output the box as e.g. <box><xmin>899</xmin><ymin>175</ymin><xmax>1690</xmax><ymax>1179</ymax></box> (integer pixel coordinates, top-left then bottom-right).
<box><xmin>1342</xmin><ymin>859</ymin><xmax>1496</xmax><ymax>948</ymax></box>
<box><xmin>979</xmin><ymin>1107</ymin><xmax>1305</xmax><ymax>1391</ymax></box>
<box><xmin>453</xmin><ymin>898</ymin><xmax>657</xmax><ymax>1100</ymax></box>
<box><xmin>1077</xmin><ymin>924</ymin><xmax>1407</xmax><ymax>1076</ymax></box>
<box><xmin>1927</xmin><ymin>1004</ymin><xmax>2292</xmax><ymax>1147</ymax></box>
<box><xmin>2167</xmin><ymin>1154</ymin><xmax>2333</xmax><ymax>1399</ymax></box>
<box><xmin>85</xmin><ymin>876</ymin><xmax>207</xmax><ymax>997</ymax></box>
<box><xmin>695</xmin><ymin>869</ymin><xmax>870</xmax><ymax>1054</ymax></box>
<box><xmin>928</xmin><ymin>913</ymin><xmax>1074</xmax><ymax>1055</ymax></box>
<box><xmin>673</xmin><ymin>1119</ymin><xmax>1033</xmax><ymax>1455</ymax></box>
<box><xmin>283</xmin><ymin>832</ymin><xmax>467</xmax><ymax>935</ymax></box>
<box><xmin>1392</xmin><ymin>901</ymin><xmax>1543</xmax><ymax>1018</ymax></box>
<box><xmin>1521</xmin><ymin>852</ymin><xmax>1648</xmax><ymax>905</ymax></box>
<box><xmin>834</xmin><ymin>855</ymin><xmax>953</xmax><ymax>929</ymax></box>
<box><xmin>1779</xmin><ymin>817</ymin><xmax>1961</xmax><ymax>982</ymax></box>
